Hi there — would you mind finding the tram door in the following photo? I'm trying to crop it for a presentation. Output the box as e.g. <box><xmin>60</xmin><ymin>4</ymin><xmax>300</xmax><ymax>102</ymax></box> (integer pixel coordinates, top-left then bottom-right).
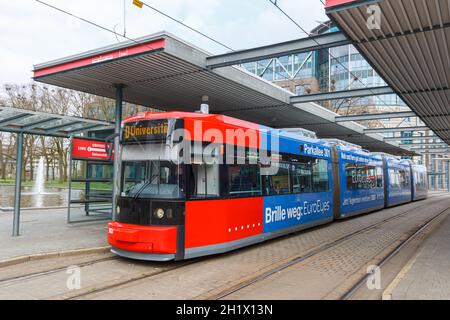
<box><xmin>191</xmin><ymin>164</ymin><xmax>219</xmax><ymax>198</ymax></box>
<box><xmin>331</xmin><ymin>146</ymin><xmax>341</xmax><ymax>220</ymax></box>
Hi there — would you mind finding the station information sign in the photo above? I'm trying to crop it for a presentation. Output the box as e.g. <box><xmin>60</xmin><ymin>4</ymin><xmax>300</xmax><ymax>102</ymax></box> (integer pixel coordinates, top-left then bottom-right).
<box><xmin>71</xmin><ymin>138</ymin><xmax>113</xmax><ymax>161</ymax></box>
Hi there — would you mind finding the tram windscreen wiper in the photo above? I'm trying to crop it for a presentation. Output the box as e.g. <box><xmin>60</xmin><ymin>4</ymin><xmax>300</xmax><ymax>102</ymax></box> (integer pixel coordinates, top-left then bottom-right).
<box><xmin>133</xmin><ymin>162</ymin><xmax>160</xmax><ymax>199</ymax></box>
<box><xmin>132</xmin><ymin>181</ymin><xmax>151</xmax><ymax>200</ymax></box>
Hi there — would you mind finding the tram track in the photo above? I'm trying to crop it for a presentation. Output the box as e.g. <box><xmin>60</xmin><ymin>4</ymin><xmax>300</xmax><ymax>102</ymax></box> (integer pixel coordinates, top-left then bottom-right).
<box><xmin>67</xmin><ymin>195</ymin><xmax>447</xmax><ymax>300</ymax></box>
<box><xmin>207</xmin><ymin>194</ymin><xmax>450</xmax><ymax>300</ymax></box>
<box><xmin>0</xmin><ymin>251</ymin><xmax>202</xmax><ymax>300</ymax></box>
<box><xmin>0</xmin><ymin>194</ymin><xmax>447</xmax><ymax>300</ymax></box>
<box><xmin>62</xmin><ymin>260</ymin><xmax>198</xmax><ymax>300</ymax></box>
<box><xmin>66</xmin><ymin>193</ymin><xmax>449</xmax><ymax>300</ymax></box>
<box><xmin>341</xmin><ymin>205</ymin><xmax>450</xmax><ymax>300</ymax></box>
<box><xmin>0</xmin><ymin>256</ymin><xmax>118</xmax><ymax>287</ymax></box>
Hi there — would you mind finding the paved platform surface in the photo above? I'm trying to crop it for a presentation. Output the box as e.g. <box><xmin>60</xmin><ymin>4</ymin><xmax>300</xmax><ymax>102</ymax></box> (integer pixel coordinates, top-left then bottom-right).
<box><xmin>0</xmin><ymin>208</ymin><xmax>108</xmax><ymax>260</ymax></box>
<box><xmin>216</xmin><ymin>193</ymin><xmax>450</xmax><ymax>300</ymax></box>
<box><xmin>390</xmin><ymin>212</ymin><xmax>450</xmax><ymax>300</ymax></box>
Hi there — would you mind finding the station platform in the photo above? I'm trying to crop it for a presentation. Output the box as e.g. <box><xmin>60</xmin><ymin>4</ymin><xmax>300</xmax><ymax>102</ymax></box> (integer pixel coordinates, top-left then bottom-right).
<box><xmin>385</xmin><ymin>211</ymin><xmax>450</xmax><ymax>300</ymax></box>
<box><xmin>0</xmin><ymin>208</ymin><xmax>108</xmax><ymax>261</ymax></box>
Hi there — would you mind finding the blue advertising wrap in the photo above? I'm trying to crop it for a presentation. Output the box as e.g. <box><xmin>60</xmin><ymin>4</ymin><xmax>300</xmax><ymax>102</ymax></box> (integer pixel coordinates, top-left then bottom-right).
<box><xmin>259</xmin><ymin>128</ymin><xmax>331</xmax><ymax>159</ymax></box>
<box><xmin>339</xmin><ymin>151</ymin><xmax>384</xmax><ymax>217</ymax></box>
<box><xmin>385</xmin><ymin>158</ymin><xmax>412</xmax><ymax>207</ymax></box>
<box><xmin>263</xmin><ymin>192</ymin><xmax>333</xmax><ymax>233</ymax></box>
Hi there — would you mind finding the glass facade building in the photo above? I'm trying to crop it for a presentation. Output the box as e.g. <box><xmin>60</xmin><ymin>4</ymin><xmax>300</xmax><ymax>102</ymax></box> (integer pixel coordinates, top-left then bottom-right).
<box><xmin>241</xmin><ymin>21</ymin><xmax>448</xmax><ymax>191</ymax></box>
<box><xmin>242</xmin><ymin>23</ymin><xmax>407</xmax><ymax>112</ymax></box>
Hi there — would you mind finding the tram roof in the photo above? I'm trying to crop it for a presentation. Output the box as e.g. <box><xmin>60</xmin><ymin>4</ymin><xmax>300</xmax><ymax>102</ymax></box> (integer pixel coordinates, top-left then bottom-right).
<box><xmin>326</xmin><ymin>0</ymin><xmax>450</xmax><ymax>146</ymax></box>
<box><xmin>33</xmin><ymin>31</ymin><xmax>413</xmax><ymax>156</ymax></box>
<box><xmin>123</xmin><ymin>111</ymin><xmax>330</xmax><ymax>147</ymax></box>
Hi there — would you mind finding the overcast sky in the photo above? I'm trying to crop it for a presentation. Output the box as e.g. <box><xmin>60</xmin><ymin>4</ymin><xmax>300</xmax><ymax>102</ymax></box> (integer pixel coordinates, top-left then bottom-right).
<box><xmin>0</xmin><ymin>0</ymin><xmax>327</xmax><ymax>85</ymax></box>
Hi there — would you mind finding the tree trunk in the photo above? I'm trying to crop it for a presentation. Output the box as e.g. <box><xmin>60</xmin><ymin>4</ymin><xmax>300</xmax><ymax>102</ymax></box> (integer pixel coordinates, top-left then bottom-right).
<box><xmin>29</xmin><ymin>155</ymin><xmax>34</xmax><ymax>182</ymax></box>
<box><xmin>58</xmin><ymin>152</ymin><xmax>64</xmax><ymax>183</ymax></box>
<box><xmin>45</xmin><ymin>157</ymin><xmax>50</xmax><ymax>181</ymax></box>
<box><xmin>0</xmin><ymin>139</ymin><xmax>4</xmax><ymax>180</ymax></box>
<box><xmin>21</xmin><ymin>155</ymin><xmax>27</xmax><ymax>181</ymax></box>
<box><xmin>1</xmin><ymin>162</ymin><xmax>6</xmax><ymax>180</ymax></box>
<box><xmin>63</xmin><ymin>151</ymin><xmax>68</xmax><ymax>182</ymax></box>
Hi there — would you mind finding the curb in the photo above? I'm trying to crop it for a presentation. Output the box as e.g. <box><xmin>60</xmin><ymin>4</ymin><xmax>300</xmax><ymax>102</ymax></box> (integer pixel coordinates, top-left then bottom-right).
<box><xmin>0</xmin><ymin>246</ymin><xmax>111</xmax><ymax>268</ymax></box>
<box><xmin>382</xmin><ymin>247</ymin><xmax>423</xmax><ymax>300</ymax></box>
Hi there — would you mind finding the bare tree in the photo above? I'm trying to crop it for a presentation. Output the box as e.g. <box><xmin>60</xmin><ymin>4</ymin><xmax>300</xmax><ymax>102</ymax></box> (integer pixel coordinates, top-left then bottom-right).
<box><xmin>1</xmin><ymin>82</ymin><xmax>152</xmax><ymax>184</ymax></box>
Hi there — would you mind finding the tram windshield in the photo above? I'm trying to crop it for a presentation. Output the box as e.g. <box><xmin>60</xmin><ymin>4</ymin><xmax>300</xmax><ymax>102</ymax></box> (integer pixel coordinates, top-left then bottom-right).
<box><xmin>121</xmin><ymin>161</ymin><xmax>184</xmax><ymax>199</ymax></box>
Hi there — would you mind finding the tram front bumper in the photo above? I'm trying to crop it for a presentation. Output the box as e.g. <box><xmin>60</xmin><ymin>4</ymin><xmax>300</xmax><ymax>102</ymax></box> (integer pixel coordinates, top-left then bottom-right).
<box><xmin>107</xmin><ymin>221</ymin><xmax>178</xmax><ymax>254</ymax></box>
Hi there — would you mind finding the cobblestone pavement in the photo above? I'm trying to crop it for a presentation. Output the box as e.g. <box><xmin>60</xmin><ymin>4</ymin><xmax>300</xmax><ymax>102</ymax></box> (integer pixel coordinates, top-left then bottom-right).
<box><xmin>389</xmin><ymin>213</ymin><xmax>450</xmax><ymax>300</ymax></box>
<box><xmin>0</xmin><ymin>252</ymin><xmax>187</xmax><ymax>300</ymax></box>
<box><xmin>0</xmin><ymin>208</ymin><xmax>107</xmax><ymax>260</ymax></box>
<box><xmin>220</xmin><ymin>202</ymin><xmax>450</xmax><ymax>300</ymax></box>
<box><xmin>77</xmin><ymin>194</ymin><xmax>450</xmax><ymax>300</ymax></box>
<box><xmin>1</xmin><ymin>193</ymin><xmax>448</xmax><ymax>300</ymax></box>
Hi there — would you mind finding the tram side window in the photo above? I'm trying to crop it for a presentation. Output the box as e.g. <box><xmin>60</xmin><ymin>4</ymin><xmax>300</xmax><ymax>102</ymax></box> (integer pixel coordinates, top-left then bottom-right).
<box><xmin>376</xmin><ymin>167</ymin><xmax>384</xmax><ymax>187</ymax></box>
<box><xmin>226</xmin><ymin>164</ymin><xmax>262</xmax><ymax>198</ymax></box>
<box><xmin>420</xmin><ymin>172</ymin><xmax>427</xmax><ymax>188</ymax></box>
<box><xmin>346</xmin><ymin>164</ymin><xmax>381</xmax><ymax>190</ymax></box>
<box><xmin>389</xmin><ymin>169</ymin><xmax>400</xmax><ymax>188</ymax></box>
<box><xmin>188</xmin><ymin>164</ymin><xmax>220</xmax><ymax>199</ymax></box>
<box><xmin>414</xmin><ymin>171</ymin><xmax>426</xmax><ymax>188</ymax></box>
<box><xmin>291</xmin><ymin>162</ymin><xmax>312</xmax><ymax>193</ymax></box>
<box><xmin>312</xmin><ymin>159</ymin><xmax>329</xmax><ymax>192</ymax></box>
<box><xmin>262</xmin><ymin>162</ymin><xmax>291</xmax><ymax>195</ymax></box>
<box><xmin>399</xmin><ymin>169</ymin><xmax>410</xmax><ymax>188</ymax></box>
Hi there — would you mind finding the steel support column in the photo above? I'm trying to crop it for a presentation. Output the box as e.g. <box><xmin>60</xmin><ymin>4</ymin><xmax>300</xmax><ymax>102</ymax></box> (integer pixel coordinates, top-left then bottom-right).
<box><xmin>12</xmin><ymin>132</ymin><xmax>23</xmax><ymax>237</ymax></box>
<box><xmin>112</xmin><ymin>84</ymin><xmax>124</xmax><ymax>221</ymax></box>
<box><xmin>447</xmin><ymin>161</ymin><xmax>450</xmax><ymax>191</ymax></box>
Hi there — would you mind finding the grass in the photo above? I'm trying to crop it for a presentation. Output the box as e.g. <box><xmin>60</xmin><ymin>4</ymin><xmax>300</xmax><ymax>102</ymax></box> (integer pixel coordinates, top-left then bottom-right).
<box><xmin>0</xmin><ymin>179</ymin><xmax>112</xmax><ymax>191</ymax></box>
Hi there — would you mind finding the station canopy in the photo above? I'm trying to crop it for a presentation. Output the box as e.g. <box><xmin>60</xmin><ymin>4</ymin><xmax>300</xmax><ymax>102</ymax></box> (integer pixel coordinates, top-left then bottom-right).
<box><xmin>33</xmin><ymin>31</ymin><xmax>413</xmax><ymax>155</ymax></box>
<box><xmin>0</xmin><ymin>106</ymin><xmax>113</xmax><ymax>137</ymax></box>
<box><xmin>326</xmin><ymin>0</ymin><xmax>450</xmax><ymax>145</ymax></box>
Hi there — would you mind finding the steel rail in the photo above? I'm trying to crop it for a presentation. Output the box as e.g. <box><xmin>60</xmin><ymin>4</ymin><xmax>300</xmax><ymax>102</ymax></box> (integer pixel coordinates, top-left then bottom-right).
<box><xmin>209</xmin><ymin>194</ymin><xmax>448</xmax><ymax>300</ymax></box>
<box><xmin>341</xmin><ymin>206</ymin><xmax>450</xmax><ymax>300</ymax></box>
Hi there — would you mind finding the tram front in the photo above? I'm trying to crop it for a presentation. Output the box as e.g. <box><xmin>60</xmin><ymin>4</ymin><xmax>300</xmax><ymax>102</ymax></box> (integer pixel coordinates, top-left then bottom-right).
<box><xmin>108</xmin><ymin>113</ymin><xmax>186</xmax><ymax>261</ymax></box>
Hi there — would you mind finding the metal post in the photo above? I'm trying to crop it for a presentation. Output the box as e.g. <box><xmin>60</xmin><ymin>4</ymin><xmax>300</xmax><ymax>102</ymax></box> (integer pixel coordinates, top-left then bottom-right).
<box><xmin>12</xmin><ymin>132</ymin><xmax>23</xmax><ymax>237</ymax></box>
<box><xmin>447</xmin><ymin>161</ymin><xmax>450</xmax><ymax>191</ymax></box>
<box><xmin>67</xmin><ymin>136</ymin><xmax>73</xmax><ymax>224</ymax></box>
<box><xmin>112</xmin><ymin>84</ymin><xmax>124</xmax><ymax>221</ymax></box>
<box><xmin>85</xmin><ymin>163</ymin><xmax>91</xmax><ymax>216</ymax></box>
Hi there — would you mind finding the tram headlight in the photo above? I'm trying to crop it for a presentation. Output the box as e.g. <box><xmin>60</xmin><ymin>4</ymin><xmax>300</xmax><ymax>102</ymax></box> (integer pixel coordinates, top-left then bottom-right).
<box><xmin>154</xmin><ymin>208</ymin><xmax>165</xmax><ymax>219</ymax></box>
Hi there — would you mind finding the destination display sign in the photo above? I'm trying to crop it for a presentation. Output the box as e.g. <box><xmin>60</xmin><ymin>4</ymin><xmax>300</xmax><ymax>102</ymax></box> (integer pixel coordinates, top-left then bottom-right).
<box><xmin>122</xmin><ymin>119</ymin><xmax>169</xmax><ymax>144</ymax></box>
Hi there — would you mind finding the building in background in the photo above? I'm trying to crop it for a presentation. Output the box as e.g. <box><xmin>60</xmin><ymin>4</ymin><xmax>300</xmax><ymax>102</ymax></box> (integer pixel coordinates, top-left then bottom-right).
<box><xmin>241</xmin><ymin>21</ymin><xmax>448</xmax><ymax>191</ymax></box>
